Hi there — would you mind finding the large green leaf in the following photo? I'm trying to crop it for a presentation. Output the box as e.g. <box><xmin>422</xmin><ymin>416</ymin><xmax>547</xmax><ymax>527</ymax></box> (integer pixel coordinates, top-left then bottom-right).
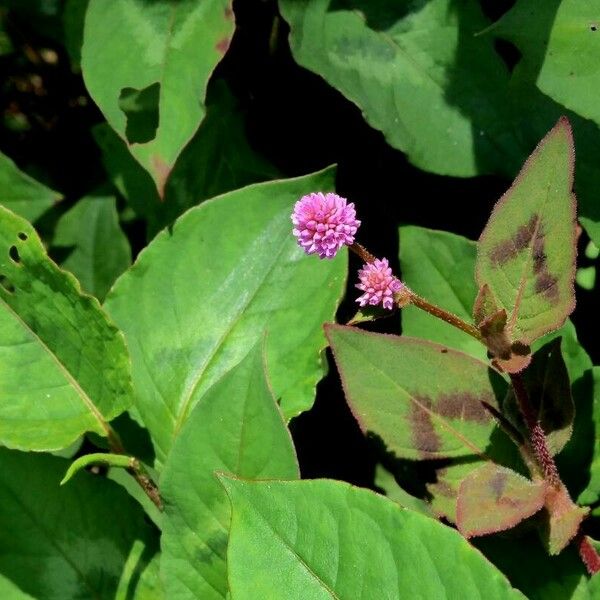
<box><xmin>52</xmin><ymin>191</ymin><xmax>131</xmax><ymax>301</ymax></box>
<box><xmin>326</xmin><ymin>324</ymin><xmax>505</xmax><ymax>460</ymax></box>
<box><xmin>220</xmin><ymin>477</ymin><xmax>525</xmax><ymax>599</ymax></box>
<box><xmin>278</xmin><ymin>0</ymin><xmax>519</xmax><ymax>177</ymax></box>
<box><xmin>476</xmin><ymin>119</ymin><xmax>576</xmax><ymax>345</ymax></box>
<box><xmin>105</xmin><ymin>168</ymin><xmax>347</xmax><ymax>465</ymax></box>
<box><xmin>0</xmin><ymin>150</ymin><xmax>61</xmax><ymax>222</ymax></box>
<box><xmin>399</xmin><ymin>225</ymin><xmax>484</xmax><ymax>360</ymax></box>
<box><xmin>0</xmin><ymin>448</ymin><xmax>158</xmax><ymax>599</ymax></box>
<box><xmin>161</xmin><ymin>345</ymin><xmax>298</xmax><ymax>599</ymax></box>
<box><xmin>94</xmin><ymin>82</ymin><xmax>278</xmax><ymax>238</ymax></box>
<box><xmin>82</xmin><ymin>0</ymin><xmax>234</xmax><ymax>194</ymax></box>
<box><xmin>0</xmin><ymin>206</ymin><xmax>132</xmax><ymax>451</ymax></box>
<box><xmin>492</xmin><ymin>0</ymin><xmax>600</xmax><ymax>129</ymax></box>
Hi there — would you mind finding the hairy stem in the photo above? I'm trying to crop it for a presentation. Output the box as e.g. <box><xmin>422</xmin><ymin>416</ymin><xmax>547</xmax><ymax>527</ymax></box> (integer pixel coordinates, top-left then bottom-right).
<box><xmin>409</xmin><ymin>292</ymin><xmax>482</xmax><ymax>341</ymax></box>
<box><xmin>107</xmin><ymin>425</ymin><xmax>163</xmax><ymax>510</ymax></box>
<box><xmin>510</xmin><ymin>374</ymin><xmax>560</xmax><ymax>486</ymax></box>
<box><xmin>349</xmin><ymin>242</ymin><xmax>376</xmax><ymax>264</ymax></box>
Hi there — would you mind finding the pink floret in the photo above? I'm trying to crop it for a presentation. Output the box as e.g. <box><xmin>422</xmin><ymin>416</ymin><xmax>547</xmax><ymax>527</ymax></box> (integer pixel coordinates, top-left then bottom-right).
<box><xmin>355</xmin><ymin>258</ymin><xmax>404</xmax><ymax>310</ymax></box>
<box><xmin>291</xmin><ymin>192</ymin><xmax>360</xmax><ymax>259</ymax></box>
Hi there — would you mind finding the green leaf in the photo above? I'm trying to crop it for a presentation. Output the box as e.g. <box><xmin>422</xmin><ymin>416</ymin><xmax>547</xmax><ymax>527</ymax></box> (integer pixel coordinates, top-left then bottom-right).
<box><xmin>161</xmin><ymin>344</ymin><xmax>298</xmax><ymax>599</ymax></box>
<box><xmin>82</xmin><ymin>0</ymin><xmax>235</xmax><ymax>195</ymax></box>
<box><xmin>52</xmin><ymin>191</ymin><xmax>131</xmax><ymax>301</ymax></box>
<box><xmin>457</xmin><ymin>463</ymin><xmax>546</xmax><ymax>538</ymax></box>
<box><xmin>476</xmin><ymin>119</ymin><xmax>576</xmax><ymax>346</ymax></box>
<box><xmin>543</xmin><ymin>484</ymin><xmax>589</xmax><ymax>555</ymax></box>
<box><xmin>116</xmin><ymin>542</ymin><xmax>164</xmax><ymax>600</ymax></box>
<box><xmin>60</xmin><ymin>452</ymin><xmax>134</xmax><ymax>485</ymax></box>
<box><xmin>478</xmin><ymin>533</ymin><xmax>595</xmax><ymax>600</ymax></box>
<box><xmin>326</xmin><ymin>324</ymin><xmax>505</xmax><ymax>460</ymax></box>
<box><xmin>0</xmin><ymin>206</ymin><xmax>132</xmax><ymax>451</ymax></box>
<box><xmin>278</xmin><ymin>0</ymin><xmax>519</xmax><ymax>177</ymax></box>
<box><xmin>399</xmin><ymin>225</ymin><xmax>484</xmax><ymax>360</ymax></box>
<box><xmin>0</xmin><ymin>448</ymin><xmax>158</xmax><ymax>599</ymax></box>
<box><xmin>0</xmin><ymin>150</ymin><xmax>61</xmax><ymax>222</ymax></box>
<box><xmin>374</xmin><ymin>464</ymin><xmax>434</xmax><ymax>517</ymax></box>
<box><xmin>492</xmin><ymin>0</ymin><xmax>600</xmax><ymax>128</ymax></box>
<box><xmin>220</xmin><ymin>476</ymin><xmax>525</xmax><ymax>599</ymax></box>
<box><xmin>577</xmin><ymin>367</ymin><xmax>600</xmax><ymax>504</ymax></box>
<box><xmin>94</xmin><ymin>81</ymin><xmax>277</xmax><ymax>238</ymax></box>
<box><xmin>105</xmin><ymin>168</ymin><xmax>346</xmax><ymax>464</ymax></box>
<box><xmin>503</xmin><ymin>339</ymin><xmax>574</xmax><ymax>456</ymax></box>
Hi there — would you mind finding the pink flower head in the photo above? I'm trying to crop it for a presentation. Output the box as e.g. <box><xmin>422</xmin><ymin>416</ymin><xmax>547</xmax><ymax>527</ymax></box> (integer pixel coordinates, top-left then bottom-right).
<box><xmin>292</xmin><ymin>192</ymin><xmax>360</xmax><ymax>259</ymax></box>
<box><xmin>356</xmin><ymin>258</ymin><xmax>404</xmax><ymax>310</ymax></box>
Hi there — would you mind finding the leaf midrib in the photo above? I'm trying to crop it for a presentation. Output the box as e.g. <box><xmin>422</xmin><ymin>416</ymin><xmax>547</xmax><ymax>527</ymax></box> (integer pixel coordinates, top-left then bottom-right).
<box><xmin>0</xmin><ymin>296</ymin><xmax>110</xmax><ymax>437</ymax></box>
<box><xmin>0</xmin><ymin>477</ymin><xmax>102</xmax><ymax>600</ymax></box>
<box><xmin>171</xmin><ymin>214</ymin><xmax>290</xmax><ymax>440</ymax></box>
<box><xmin>338</xmin><ymin>333</ymin><xmax>490</xmax><ymax>457</ymax></box>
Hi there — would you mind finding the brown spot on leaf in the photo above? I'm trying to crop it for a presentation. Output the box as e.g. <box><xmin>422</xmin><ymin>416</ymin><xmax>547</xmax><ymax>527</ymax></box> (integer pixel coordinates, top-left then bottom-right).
<box><xmin>225</xmin><ymin>5</ymin><xmax>234</xmax><ymax>20</ymax></box>
<box><xmin>410</xmin><ymin>396</ymin><xmax>441</xmax><ymax>455</ymax></box>
<box><xmin>535</xmin><ymin>272</ymin><xmax>559</xmax><ymax>301</ymax></box>
<box><xmin>489</xmin><ymin>470</ymin><xmax>508</xmax><ymax>500</ymax></box>
<box><xmin>437</xmin><ymin>393</ymin><xmax>491</xmax><ymax>423</ymax></box>
<box><xmin>531</xmin><ymin>229</ymin><xmax>559</xmax><ymax>302</ymax></box>
<box><xmin>151</xmin><ymin>155</ymin><xmax>172</xmax><ymax>201</ymax></box>
<box><xmin>490</xmin><ymin>215</ymin><xmax>537</xmax><ymax>265</ymax></box>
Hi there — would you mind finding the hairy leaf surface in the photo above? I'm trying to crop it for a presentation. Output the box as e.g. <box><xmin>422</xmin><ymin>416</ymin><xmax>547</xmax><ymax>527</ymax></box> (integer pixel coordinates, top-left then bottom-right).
<box><xmin>326</xmin><ymin>324</ymin><xmax>505</xmax><ymax>460</ymax></box>
<box><xmin>476</xmin><ymin>119</ymin><xmax>576</xmax><ymax>345</ymax></box>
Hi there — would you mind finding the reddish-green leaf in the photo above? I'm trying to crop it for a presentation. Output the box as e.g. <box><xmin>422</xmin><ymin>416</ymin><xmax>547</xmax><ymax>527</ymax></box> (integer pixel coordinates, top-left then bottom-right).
<box><xmin>476</xmin><ymin>118</ymin><xmax>577</xmax><ymax>346</ymax></box>
<box><xmin>503</xmin><ymin>338</ymin><xmax>574</xmax><ymax>456</ymax></box>
<box><xmin>457</xmin><ymin>463</ymin><xmax>546</xmax><ymax>538</ymax></box>
<box><xmin>325</xmin><ymin>324</ymin><xmax>506</xmax><ymax>460</ymax></box>
<box><xmin>543</xmin><ymin>484</ymin><xmax>589</xmax><ymax>555</ymax></box>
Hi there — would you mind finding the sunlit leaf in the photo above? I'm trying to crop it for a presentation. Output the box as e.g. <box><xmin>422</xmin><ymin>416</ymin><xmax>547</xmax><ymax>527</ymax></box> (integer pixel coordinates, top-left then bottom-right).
<box><xmin>82</xmin><ymin>0</ymin><xmax>235</xmax><ymax>194</ymax></box>
<box><xmin>492</xmin><ymin>0</ymin><xmax>600</xmax><ymax>129</ymax></box>
<box><xmin>220</xmin><ymin>476</ymin><xmax>526</xmax><ymax>599</ymax></box>
<box><xmin>161</xmin><ymin>345</ymin><xmax>298</xmax><ymax>599</ymax></box>
<box><xmin>326</xmin><ymin>324</ymin><xmax>505</xmax><ymax>460</ymax></box>
<box><xmin>278</xmin><ymin>0</ymin><xmax>518</xmax><ymax>177</ymax></box>
<box><xmin>0</xmin><ymin>206</ymin><xmax>132</xmax><ymax>451</ymax></box>
<box><xmin>105</xmin><ymin>168</ymin><xmax>346</xmax><ymax>465</ymax></box>
<box><xmin>477</xmin><ymin>119</ymin><xmax>576</xmax><ymax>346</ymax></box>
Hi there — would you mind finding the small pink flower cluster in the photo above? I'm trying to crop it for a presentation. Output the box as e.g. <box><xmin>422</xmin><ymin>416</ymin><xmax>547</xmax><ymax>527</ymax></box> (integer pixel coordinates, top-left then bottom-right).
<box><xmin>291</xmin><ymin>192</ymin><xmax>360</xmax><ymax>259</ymax></box>
<box><xmin>292</xmin><ymin>192</ymin><xmax>404</xmax><ymax>310</ymax></box>
<box><xmin>355</xmin><ymin>258</ymin><xmax>403</xmax><ymax>310</ymax></box>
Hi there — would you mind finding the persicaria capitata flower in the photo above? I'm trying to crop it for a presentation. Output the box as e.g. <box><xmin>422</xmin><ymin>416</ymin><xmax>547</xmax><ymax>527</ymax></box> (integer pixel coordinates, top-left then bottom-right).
<box><xmin>356</xmin><ymin>258</ymin><xmax>404</xmax><ymax>310</ymax></box>
<box><xmin>291</xmin><ymin>192</ymin><xmax>360</xmax><ymax>259</ymax></box>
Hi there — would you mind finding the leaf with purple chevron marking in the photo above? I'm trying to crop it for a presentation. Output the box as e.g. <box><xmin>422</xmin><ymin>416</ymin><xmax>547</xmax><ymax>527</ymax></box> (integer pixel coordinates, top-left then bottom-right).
<box><xmin>457</xmin><ymin>463</ymin><xmax>546</xmax><ymax>538</ymax></box>
<box><xmin>476</xmin><ymin>118</ymin><xmax>577</xmax><ymax>349</ymax></box>
<box><xmin>325</xmin><ymin>324</ymin><xmax>507</xmax><ymax>460</ymax></box>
